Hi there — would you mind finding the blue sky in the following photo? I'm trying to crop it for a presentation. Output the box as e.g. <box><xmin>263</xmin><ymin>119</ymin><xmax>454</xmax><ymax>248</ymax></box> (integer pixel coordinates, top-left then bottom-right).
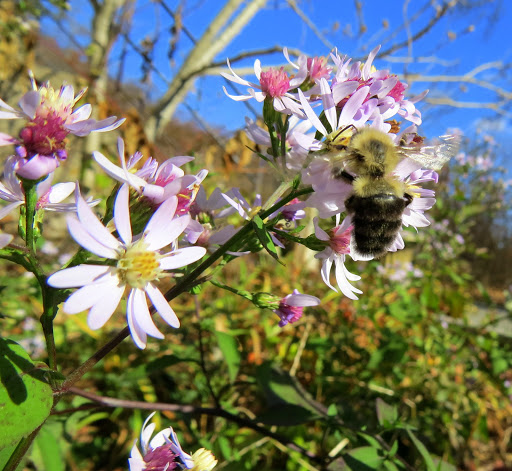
<box><xmin>44</xmin><ymin>0</ymin><xmax>511</xmax><ymax>153</ymax></box>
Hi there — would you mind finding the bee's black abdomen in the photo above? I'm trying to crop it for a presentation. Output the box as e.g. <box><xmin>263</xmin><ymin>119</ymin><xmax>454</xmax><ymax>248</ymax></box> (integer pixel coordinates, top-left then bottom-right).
<box><xmin>346</xmin><ymin>194</ymin><xmax>407</xmax><ymax>258</ymax></box>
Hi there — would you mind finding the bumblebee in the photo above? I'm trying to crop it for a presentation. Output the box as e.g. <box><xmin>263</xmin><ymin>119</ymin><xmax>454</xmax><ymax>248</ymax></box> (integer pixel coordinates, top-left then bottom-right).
<box><xmin>329</xmin><ymin>127</ymin><xmax>458</xmax><ymax>258</ymax></box>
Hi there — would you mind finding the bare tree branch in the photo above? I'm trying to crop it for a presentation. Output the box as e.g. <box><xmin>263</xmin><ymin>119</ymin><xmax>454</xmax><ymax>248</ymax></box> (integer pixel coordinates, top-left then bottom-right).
<box><xmin>145</xmin><ymin>0</ymin><xmax>268</xmax><ymax>141</ymax></box>
<box><xmin>285</xmin><ymin>0</ymin><xmax>334</xmax><ymax>50</ymax></box>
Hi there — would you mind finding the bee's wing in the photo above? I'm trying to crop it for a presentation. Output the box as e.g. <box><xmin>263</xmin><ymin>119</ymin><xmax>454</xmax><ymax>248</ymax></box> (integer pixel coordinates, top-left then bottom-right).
<box><xmin>398</xmin><ymin>134</ymin><xmax>460</xmax><ymax>171</ymax></box>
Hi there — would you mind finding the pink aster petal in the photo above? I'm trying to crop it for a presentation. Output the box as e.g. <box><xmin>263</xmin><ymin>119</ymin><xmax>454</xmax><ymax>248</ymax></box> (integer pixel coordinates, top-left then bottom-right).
<box><xmin>59</xmin><ymin>84</ymin><xmax>75</xmax><ymax>103</ymax></box>
<box><xmin>92</xmin><ymin>150</ymin><xmax>147</xmax><ymax>190</ymax></box>
<box><xmin>362</xmin><ymin>45</ymin><xmax>381</xmax><ymax>79</ymax></box>
<box><xmin>338</xmin><ymin>85</ymin><xmax>370</xmax><ymax>127</ymax></box>
<box><xmin>16</xmin><ymin>154</ymin><xmax>59</xmax><ymax>180</ymax></box>
<box><xmin>286</xmin><ymin>293</ymin><xmax>321</xmax><ymax>307</ymax></box>
<box><xmin>66</xmin><ymin>116</ymin><xmax>125</xmax><ymax>136</ymax></box>
<box><xmin>319</xmin><ymin>78</ymin><xmax>336</xmax><ymax>133</ymax></box>
<box><xmin>298</xmin><ymin>89</ymin><xmax>328</xmax><ymax>136</ymax></box>
<box><xmin>67</xmin><ymin>215</ymin><xmax>119</xmax><ymax>258</ymax></box>
<box><xmin>68</xmin><ymin>104</ymin><xmax>92</xmax><ymax>123</ymax></box>
<box><xmin>18</xmin><ymin>90</ymin><xmax>41</xmax><ymax>119</ymax></box>
<box><xmin>159</xmin><ymin>246</ymin><xmax>207</xmax><ymax>270</ymax></box>
<box><xmin>313</xmin><ymin>218</ymin><xmax>329</xmax><ymax>241</ymax></box>
<box><xmin>0</xmin><ymin>133</ymin><xmax>18</xmax><ymax>145</ymax></box>
<box><xmin>47</xmin><ymin>264</ymin><xmax>111</xmax><ymax>288</ymax></box>
<box><xmin>114</xmin><ymin>184</ymin><xmax>132</xmax><ymax>245</ymax></box>
<box><xmin>145</xmin><ymin>283</ymin><xmax>180</xmax><ymax>328</ymax></box>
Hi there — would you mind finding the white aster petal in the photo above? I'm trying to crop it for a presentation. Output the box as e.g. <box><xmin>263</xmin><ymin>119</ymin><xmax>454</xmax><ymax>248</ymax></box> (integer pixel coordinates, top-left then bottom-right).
<box><xmin>62</xmin><ymin>279</ymin><xmax>117</xmax><ymax>314</ymax></box>
<box><xmin>114</xmin><ymin>184</ymin><xmax>132</xmax><ymax>245</ymax></box>
<box><xmin>146</xmin><ymin>283</ymin><xmax>180</xmax><ymax>328</ymax></box>
<box><xmin>0</xmin><ymin>233</ymin><xmax>13</xmax><ymax>248</ymax></box>
<box><xmin>87</xmin><ymin>284</ymin><xmax>124</xmax><ymax>329</ymax></box>
<box><xmin>76</xmin><ymin>190</ymin><xmax>120</xmax><ymax>250</ymax></box>
<box><xmin>159</xmin><ymin>247</ymin><xmax>207</xmax><ymax>270</ymax></box>
<box><xmin>335</xmin><ymin>257</ymin><xmax>362</xmax><ymax>300</ymax></box>
<box><xmin>127</xmin><ymin>290</ymin><xmax>148</xmax><ymax>349</ymax></box>
<box><xmin>47</xmin><ymin>264</ymin><xmax>111</xmax><ymax>288</ymax></box>
<box><xmin>47</xmin><ymin>182</ymin><xmax>75</xmax><ymax>204</ymax></box>
<box><xmin>67</xmin><ymin>215</ymin><xmax>119</xmax><ymax>259</ymax></box>
<box><xmin>0</xmin><ymin>201</ymin><xmax>23</xmax><ymax>220</ymax></box>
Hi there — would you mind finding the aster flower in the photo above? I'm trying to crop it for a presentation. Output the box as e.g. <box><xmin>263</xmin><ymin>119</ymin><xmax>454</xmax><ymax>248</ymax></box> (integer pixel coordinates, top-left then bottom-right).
<box><xmin>0</xmin><ymin>74</ymin><xmax>124</xmax><ymax>179</ymax></box>
<box><xmin>393</xmin><ymin>160</ymin><xmax>438</xmax><ymax>230</ymax></box>
<box><xmin>129</xmin><ymin>413</ymin><xmax>217</xmax><ymax>471</ymax></box>
<box><xmin>283</xmin><ymin>47</ymin><xmax>332</xmax><ymax>91</ymax></box>
<box><xmin>221</xmin><ymin>59</ymin><xmax>306</xmax><ymax>117</ymax></box>
<box><xmin>314</xmin><ymin>216</ymin><xmax>363</xmax><ymax>299</ymax></box>
<box><xmin>47</xmin><ymin>185</ymin><xmax>207</xmax><ymax>349</ymax></box>
<box><xmin>331</xmin><ymin>46</ymin><xmax>427</xmax><ymax>125</ymax></box>
<box><xmin>93</xmin><ymin>138</ymin><xmax>206</xmax><ymax>214</ymax></box>
<box><xmin>274</xmin><ymin>289</ymin><xmax>320</xmax><ymax>327</ymax></box>
<box><xmin>222</xmin><ymin>189</ymin><xmax>262</xmax><ymax>221</ymax></box>
<box><xmin>0</xmin><ymin>156</ymin><xmax>98</xmax><ymax>221</ymax></box>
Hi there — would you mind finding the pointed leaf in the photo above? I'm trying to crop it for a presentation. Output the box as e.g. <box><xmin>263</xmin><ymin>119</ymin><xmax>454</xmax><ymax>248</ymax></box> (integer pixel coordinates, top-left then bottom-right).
<box><xmin>376</xmin><ymin>398</ymin><xmax>398</xmax><ymax>427</ymax></box>
<box><xmin>406</xmin><ymin>428</ymin><xmax>437</xmax><ymax>471</ymax></box>
<box><xmin>214</xmin><ymin>331</ymin><xmax>241</xmax><ymax>383</ymax></box>
<box><xmin>252</xmin><ymin>215</ymin><xmax>280</xmax><ymax>262</ymax></box>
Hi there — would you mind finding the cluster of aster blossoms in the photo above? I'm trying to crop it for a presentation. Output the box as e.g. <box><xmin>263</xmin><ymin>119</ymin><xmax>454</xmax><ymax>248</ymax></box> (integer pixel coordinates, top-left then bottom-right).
<box><xmin>0</xmin><ymin>73</ymin><xmax>124</xmax><ymax>180</ymax></box>
<box><xmin>222</xmin><ymin>45</ymin><xmax>445</xmax><ymax>299</ymax></box>
<box><xmin>129</xmin><ymin>413</ymin><xmax>217</xmax><ymax>471</ymax></box>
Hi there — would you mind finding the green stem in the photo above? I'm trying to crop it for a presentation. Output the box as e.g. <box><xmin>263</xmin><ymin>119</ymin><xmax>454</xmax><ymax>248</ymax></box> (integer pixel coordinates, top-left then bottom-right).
<box><xmin>40</xmin><ymin>286</ymin><xmax>58</xmax><ymax>371</ymax></box>
<box><xmin>209</xmin><ymin>279</ymin><xmax>254</xmax><ymax>301</ymax></box>
<box><xmin>21</xmin><ymin>179</ymin><xmax>39</xmax><ymax>253</ymax></box>
<box><xmin>2</xmin><ymin>425</ymin><xmax>43</xmax><ymax>471</ymax></box>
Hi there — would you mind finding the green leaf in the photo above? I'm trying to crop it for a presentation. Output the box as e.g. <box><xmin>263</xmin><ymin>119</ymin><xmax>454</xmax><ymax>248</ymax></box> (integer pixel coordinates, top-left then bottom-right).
<box><xmin>433</xmin><ymin>457</ymin><xmax>456</xmax><ymax>471</ymax></box>
<box><xmin>406</xmin><ymin>428</ymin><xmax>436</xmax><ymax>471</ymax></box>
<box><xmin>252</xmin><ymin>215</ymin><xmax>280</xmax><ymax>262</ymax></box>
<box><xmin>344</xmin><ymin>446</ymin><xmax>384</xmax><ymax>470</ymax></box>
<box><xmin>256</xmin><ymin>404</ymin><xmax>317</xmax><ymax>426</ymax></box>
<box><xmin>376</xmin><ymin>398</ymin><xmax>398</xmax><ymax>427</ymax></box>
<box><xmin>255</xmin><ymin>362</ymin><xmax>327</xmax><ymax>417</ymax></box>
<box><xmin>214</xmin><ymin>331</ymin><xmax>241</xmax><ymax>383</ymax></box>
<box><xmin>146</xmin><ymin>354</ymin><xmax>197</xmax><ymax>373</ymax></box>
<box><xmin>32</xmin><ymin>425</ymin><xmax>65</xmax><ymax>471</ymax></box>
<box><xmin>0</xmin><ymin>338</ymin><xmax>53</xmax><ymax>450</ymax></box>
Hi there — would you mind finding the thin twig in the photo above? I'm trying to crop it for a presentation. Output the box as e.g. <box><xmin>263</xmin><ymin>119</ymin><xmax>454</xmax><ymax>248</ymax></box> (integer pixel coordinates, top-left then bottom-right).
<box><xmin>66</xmin><ymin>387</ymin><xmax>326</xmax><ymax>464</ymax></box>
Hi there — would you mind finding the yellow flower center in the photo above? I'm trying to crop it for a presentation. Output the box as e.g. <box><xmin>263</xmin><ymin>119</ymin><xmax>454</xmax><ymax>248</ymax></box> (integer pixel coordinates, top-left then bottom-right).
<box><xmin>189</xmin><ymin>448</ymin><xmax>217</xmax><ymax>471</ymax></box>
<box><xmin>406</xmin><ymin>183</ymin><xmax>422</xmax><ymax>199</ymax></box>
<box><xmin>116</xmin><ymin>239</ymin><xmax>163</xmax><ymax>289</ymax></box>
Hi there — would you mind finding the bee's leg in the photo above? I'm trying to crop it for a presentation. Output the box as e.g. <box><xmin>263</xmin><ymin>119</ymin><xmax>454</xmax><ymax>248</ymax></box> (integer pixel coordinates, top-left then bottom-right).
<box><xmin>333</xmin><ymin>169</ymin><xmax>355</xmax><ymax>183</ymax></box>
<box><xmin>404</xmin><ymin>192</ymin><xmax>413</xmax><ymax>207</ymax></box>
